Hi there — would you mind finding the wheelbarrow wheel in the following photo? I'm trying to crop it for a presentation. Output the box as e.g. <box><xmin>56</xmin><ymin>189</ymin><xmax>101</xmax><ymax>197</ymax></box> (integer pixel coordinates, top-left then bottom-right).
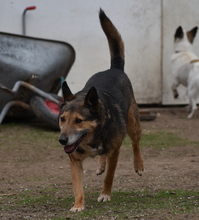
<box><xmin>30</xmin><ymin>96</ymin><xmax>61</xmax><ymax>130</ymax></box>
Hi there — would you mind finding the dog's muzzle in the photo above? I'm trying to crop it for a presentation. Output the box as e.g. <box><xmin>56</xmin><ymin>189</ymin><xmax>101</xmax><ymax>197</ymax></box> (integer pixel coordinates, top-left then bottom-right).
<box><xmin>59</xmin><ymin>135</ymin><xmax>68</xmax><ymax>146</ymax></box>
<box><xmin>58</xmin><ymin>133</ymin><xmax>87</xmax><ymax>154</ymax></box>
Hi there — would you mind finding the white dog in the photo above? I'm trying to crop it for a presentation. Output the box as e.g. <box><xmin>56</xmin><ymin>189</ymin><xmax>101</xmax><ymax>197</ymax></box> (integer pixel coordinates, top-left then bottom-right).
<box><xmin>171</xmin><ymin>26</ymin><xmax>199</xmax><ymax>118</ymax></box>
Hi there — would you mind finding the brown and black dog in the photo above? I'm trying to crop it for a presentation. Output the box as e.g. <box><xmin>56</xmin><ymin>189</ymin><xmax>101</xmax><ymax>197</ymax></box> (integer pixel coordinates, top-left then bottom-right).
<box><xmin>58</xmin><ymin>9</ymin><xmax>144</xmax><ymax>212</ymax></box>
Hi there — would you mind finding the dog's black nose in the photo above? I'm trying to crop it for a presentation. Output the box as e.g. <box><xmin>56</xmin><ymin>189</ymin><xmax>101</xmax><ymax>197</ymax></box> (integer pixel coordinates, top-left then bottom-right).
<box><xmin>59</xmin><ymin>135</ymin><xmax>68</xmax><ymax>145</ymax></box>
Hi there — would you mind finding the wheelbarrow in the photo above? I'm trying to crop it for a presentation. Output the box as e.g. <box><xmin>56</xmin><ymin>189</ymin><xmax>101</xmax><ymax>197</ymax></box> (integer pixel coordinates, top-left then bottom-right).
<box><xmin>0</xmin><ymin>31</ymin><xmax>75</xmax><ymax>130</ymax></box>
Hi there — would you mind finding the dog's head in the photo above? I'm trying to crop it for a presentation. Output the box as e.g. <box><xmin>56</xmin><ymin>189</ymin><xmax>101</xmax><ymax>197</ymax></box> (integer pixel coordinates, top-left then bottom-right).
<box><xmin>174</xmin><ymin>26</ymin><xmax>198</xmax><ymax>52</ymax></box>
<box><xmin>58</xmin><ymin>81</ymin><xmax>100</xmax><ymax>154</ymax></box>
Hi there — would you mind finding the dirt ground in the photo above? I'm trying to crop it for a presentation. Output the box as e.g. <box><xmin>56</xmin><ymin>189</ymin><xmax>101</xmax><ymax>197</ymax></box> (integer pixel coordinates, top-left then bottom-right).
<box><xmin>0</xmin><ymin>108</ymin><xmax>199</xmax><ymax>219</ymax></box>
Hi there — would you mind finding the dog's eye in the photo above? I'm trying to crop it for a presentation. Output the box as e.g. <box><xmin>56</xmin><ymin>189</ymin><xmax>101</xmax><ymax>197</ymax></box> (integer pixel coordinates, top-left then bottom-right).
<box><xmin>75</xmin><ymin>118</ymin><xmax>83</xmax><ymax>124</ymax></box>
<box><xmin>60</xmin><ymin>116</ymin><xmax>66</xmax><ymax>122</ymax></box>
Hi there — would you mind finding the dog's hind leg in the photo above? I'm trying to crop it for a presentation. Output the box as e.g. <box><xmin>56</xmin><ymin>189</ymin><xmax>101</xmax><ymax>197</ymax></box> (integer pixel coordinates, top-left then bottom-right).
<box><xmin>188</xmin><ymin>97</ymin><xmax>197</xmax><ymax>118</ymax></box>
<box><xmin>188</xmin><ymin>83</ymin><xmax>198</xmax><ymax>118</ymax></box>
<box><xmin>68</xmin><ymin>155</ymin><xmax>85</xmax><ymax>212</ymax></box>
<box><xmin>98</xmin><ymin>149</ymin><xmax>120</xmax><ymax>202</ymax></box>
<box><xmin>127</xmin><ymin>101</ymin><xmax>144</xmax><ymax>176</ymax></box>
<box><xmin>96</xmin><ymin>155</ymin><xmax>106</xmax><ymax>175</ymax></box>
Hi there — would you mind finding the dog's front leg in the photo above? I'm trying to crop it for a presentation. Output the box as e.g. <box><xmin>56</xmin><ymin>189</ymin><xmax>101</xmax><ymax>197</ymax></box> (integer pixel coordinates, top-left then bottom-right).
<box><xmin>96</xmin><ymin>155</ymin><xmax>106</xmax><ymax>175</ymax></box>
<box><xmin>98</xmin><ymin>149</ymin><xmax>120</xmax><ymax>202</ymax></box>
<box><xmin>69</xmin><ymin>155</ymin><xmax>85</xmax><ymax>212</ymax></box>
<box><xmin>172</xmin><ymin>80</ymin><xmax>179</xmax><ymax>99</ymax></box>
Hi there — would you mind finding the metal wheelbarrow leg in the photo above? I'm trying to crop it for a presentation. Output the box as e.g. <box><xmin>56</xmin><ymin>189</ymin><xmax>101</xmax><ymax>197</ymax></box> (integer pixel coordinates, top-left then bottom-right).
<box><xmin>0</xmin><ymin>101</ymin><xmax>30</xmax><ymax>124</ymax></box>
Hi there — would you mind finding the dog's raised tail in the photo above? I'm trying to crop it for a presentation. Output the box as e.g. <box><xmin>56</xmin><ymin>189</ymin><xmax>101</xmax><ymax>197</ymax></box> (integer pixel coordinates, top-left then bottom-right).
<box><xmin>99</xmin><ymin>9</ymin><xmax>124</xmax><ymax>71</ymax></box>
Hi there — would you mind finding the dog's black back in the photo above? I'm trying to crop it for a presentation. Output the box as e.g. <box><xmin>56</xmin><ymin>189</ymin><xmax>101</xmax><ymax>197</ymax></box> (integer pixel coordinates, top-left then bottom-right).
<box><xmin>82</xmin><ymin>69</ymin><xmax>134</xmax><ymax>123</ymax></box>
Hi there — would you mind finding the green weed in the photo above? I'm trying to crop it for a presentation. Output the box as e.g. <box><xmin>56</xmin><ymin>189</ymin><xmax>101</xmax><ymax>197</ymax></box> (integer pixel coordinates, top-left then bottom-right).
<box><xmin>0</xmin><ymin>188</ymin><xmax>198</xmax><ymax>219</ymax></box>
<box><xmin>123</xmin><ymin>131</ymin><xmax>198</xmax><ymax>149</ymax></box>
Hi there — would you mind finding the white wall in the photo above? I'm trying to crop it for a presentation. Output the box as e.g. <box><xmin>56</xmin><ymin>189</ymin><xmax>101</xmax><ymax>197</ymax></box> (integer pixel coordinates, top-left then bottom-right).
<box><xmin>0</xmin><ymin>0</ymin><xmax>161</xmax><ymax>104</ymax></box>
<box><xmin>1</xmin><ymin>0</ymin><xmax>199</xmax><ymax>104</ymax></box>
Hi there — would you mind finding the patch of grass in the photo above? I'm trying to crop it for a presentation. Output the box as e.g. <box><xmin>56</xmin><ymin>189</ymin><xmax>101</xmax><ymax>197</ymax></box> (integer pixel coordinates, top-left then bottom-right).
<box><xmin>141</xmin><ymin>131</ymin><xmax>185</xmax><ymax>149</ymax></box>
<box><xmin>0</xmin><ymin>123</ymin><xmax>59</xmax><ymax>149</ymax></box>
<box><xmin>0</xmin><ymin>123</ymin><xmax>60</xmax><ymax>163</ymax></box>
<box><xmin>0</xmin><ymin>188</ymin><xmax>198</xmax><ymax>219</ymax></box>
<box><xmin>123</xmin><ymin>131</ymin><xmax>199</xmax><ymax>149</ymax></box>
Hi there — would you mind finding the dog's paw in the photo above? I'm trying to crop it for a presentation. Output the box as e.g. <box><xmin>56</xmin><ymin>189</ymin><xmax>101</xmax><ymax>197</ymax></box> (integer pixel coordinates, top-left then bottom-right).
<box><xmin>134</xmin><ymin>158</ymin><xmax>144</xmax><ymax>176</ymax></box>
<box><xmin>70</xmin><ymin>205</ymin><xmax>84</xmax><ymax>212</ymax></box>
<box><xmin>98</xmin><ymin>194</ymin><xmax>111</xmax><ymax>202</ymax></box>
<box><xmin>174</xmin><ymin>93</ymin><xmax>179</xmax><ymax>99</ymax></box>
<box><xmin>188</xmin><ymin>113</ymin><xmax>193</xmax><ymax>119</ymax></box>
<box><xmin>173</xmin><ymin>89</ymin><xmax>179</xmax><ymax>99</ymax></box>
<box><xmin>96</xmin><ymin>167</ymin><xmax>105</xmax><ymax>175</ymax></box>
<box><xmin>135</xmin><ymin>168</ymin><xmax>144</xmax><ymax>176</ymax></box>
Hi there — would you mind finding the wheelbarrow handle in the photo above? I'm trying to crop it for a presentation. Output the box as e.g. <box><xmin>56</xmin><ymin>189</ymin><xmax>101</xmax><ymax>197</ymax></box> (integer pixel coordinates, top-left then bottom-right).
<box><xmin>12</xmin><ymin>81</ymin><xmax>60</xmax><ymax>105</ymax></box>
<box><xmin>25</xmin><ymin>6</ymin><xmax>36</xmax><ymax>10</ymax></box>
<box><xmin>0</xmin><ymin>80</ymin><xmax>60</xmax><ymax>105</ymax></box>
<box><xmin>22</xmin><ymin>6</ymin><xmax>36</xmax><ymax>35</ymax></box>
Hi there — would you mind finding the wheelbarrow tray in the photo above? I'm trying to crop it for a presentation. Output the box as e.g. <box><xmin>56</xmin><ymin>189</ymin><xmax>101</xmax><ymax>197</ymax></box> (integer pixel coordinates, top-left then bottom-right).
<box><xmin>0</xmin><ymin>32</ymin><xmax>75</xmax><ymax>117</ymax></box>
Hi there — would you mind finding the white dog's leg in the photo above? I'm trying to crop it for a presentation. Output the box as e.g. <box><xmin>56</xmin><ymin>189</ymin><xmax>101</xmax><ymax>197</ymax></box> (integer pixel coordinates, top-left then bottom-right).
<box><xmin>188</xmin><ymin>81</ymin><xmax>198</xmax><ymax>118</ymax></box>
<box><xmin>188</xmin><ymin>97</ymin><xmax>197</xmax><ymax>118</ymax></box>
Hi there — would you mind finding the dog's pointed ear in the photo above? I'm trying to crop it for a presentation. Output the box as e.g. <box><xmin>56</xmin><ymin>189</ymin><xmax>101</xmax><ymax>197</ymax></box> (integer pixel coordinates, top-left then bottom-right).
<box><xmin>187</xmin><ymin>26</ymin><xmax>198</xmax><ymax>43</ymax></box>
<box><xmin>84</xmin><ymin>87</ymin><xmax>99</xmax><ymax>109</ymax></box>
<box><xmin>174</xmin><ymin>26</ymin><xmax>184</xmax><ymax>40</ymax></box>
<box><xmin>62</xmin><ymin>81</ymin><xmax>75</xmax><ymax>102</ymax></box>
